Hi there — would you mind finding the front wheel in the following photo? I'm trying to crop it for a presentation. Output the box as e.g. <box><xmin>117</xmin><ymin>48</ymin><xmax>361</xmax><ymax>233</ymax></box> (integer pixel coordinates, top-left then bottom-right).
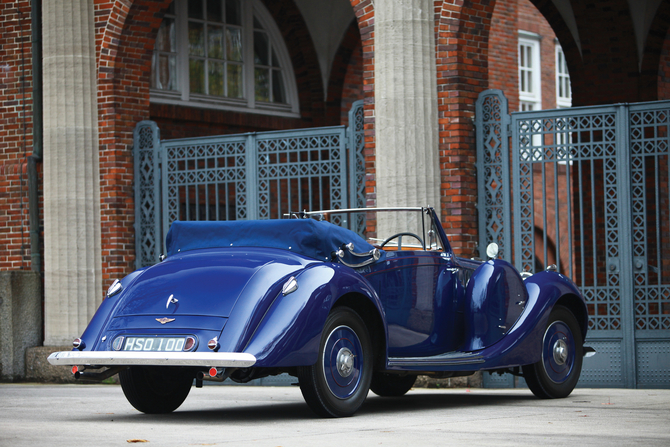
<box><xmin>119</xmin><ymin>366</ymin><xmax>193</xmax><ymax>414</ymax></box>
<box><xmin>522</xmin><ymin>305</ymin><xmax>584</xmax><ymax>399</ymax></box>
<box><xmin>298</xmin><ymin>306</ymin><xmax>373</xmax><ymax>417</ymax></box>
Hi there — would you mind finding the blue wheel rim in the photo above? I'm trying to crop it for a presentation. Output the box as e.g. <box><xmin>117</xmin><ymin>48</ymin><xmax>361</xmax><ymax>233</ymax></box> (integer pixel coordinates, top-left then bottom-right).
<box><xmin>542</xmin><ymin>320</ymin><xmax>576</xmax><ymax>384</ymax></box>
<box><xmin>322</xmin><ymin>325</ymin><xmax>363</xmax><ymax>399</ymax></box>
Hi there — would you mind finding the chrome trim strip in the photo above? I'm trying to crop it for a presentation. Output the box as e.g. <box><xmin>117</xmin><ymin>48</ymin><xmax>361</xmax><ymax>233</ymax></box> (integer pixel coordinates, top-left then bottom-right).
<box><xmin>387</xmin><ymin>352</ymin><xmax>485</xmax><ymax>367</ymax></box>
<box><xmin>303</xmin><ymin>206</ymin><xmax>425</xmax><ymax>216</ymax></box>
<box><xmin>47</xmin><ymin>351</ymin><xmax>256</xmax><ymax>368</ymax></box>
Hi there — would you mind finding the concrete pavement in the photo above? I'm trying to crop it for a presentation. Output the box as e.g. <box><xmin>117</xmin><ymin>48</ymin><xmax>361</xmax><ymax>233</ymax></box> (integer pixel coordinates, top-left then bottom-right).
<box><xmin>1</xmin><ymin>384</ymin><xmax>668</xmax><ymax>446</ymax></box>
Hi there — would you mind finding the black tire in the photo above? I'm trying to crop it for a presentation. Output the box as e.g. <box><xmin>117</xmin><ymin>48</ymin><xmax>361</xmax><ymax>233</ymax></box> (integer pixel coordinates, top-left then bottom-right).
<box><xmin>298</xmin><ymin>306</ymin><xmax>373</xmax><ymax>417</ymax></box>
<box><xmin>119</xmin><ymin>366</ymin><xmax>193</xmax><ymax>414</ymax></box>
<box><xmin>370</xmin><ymin>372</ymin><xmax>416</xmax><ymax>397</ymax></box>
<box><xmin>522</xmin><ymin>305</ymin><xmax>584</xmax><ymax>399</ymax></box>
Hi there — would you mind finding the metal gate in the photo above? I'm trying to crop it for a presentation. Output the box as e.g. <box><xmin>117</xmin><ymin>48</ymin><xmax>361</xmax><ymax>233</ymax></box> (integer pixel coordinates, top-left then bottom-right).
<box><xmin>134</xmin><ymin>100</ymin><xmax>365</xmax><ymax>269</ymax></box>
<box><xmin>477</xmin><ymin>90</ymin><xmax>670</xmax><ymax>388</ymax></box>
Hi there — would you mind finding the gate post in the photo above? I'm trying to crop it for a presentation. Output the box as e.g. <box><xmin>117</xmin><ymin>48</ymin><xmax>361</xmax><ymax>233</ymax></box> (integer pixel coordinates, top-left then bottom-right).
<box><xmin>348</xmin><ymin>100</ymin><xmax>366</xmax><ymax>210</ymax></box>
<box><xmin>247</xmin><ymin>133</ymin><xmax>259</xmax><ymax>220</ymax></box>
<box><xmin>133</xmin><ymin>120</ymin><xmax>162</xmax><ymax>268</ymax></box>
<box><xmin>616</xmin><ymin>104</ymin><xmax>637</xmax><ymax>388</ymax></box>
<box><xmin>475</xmin><ymin>90</ymin><xmax>512</xmax><ymax>261</ymax></box>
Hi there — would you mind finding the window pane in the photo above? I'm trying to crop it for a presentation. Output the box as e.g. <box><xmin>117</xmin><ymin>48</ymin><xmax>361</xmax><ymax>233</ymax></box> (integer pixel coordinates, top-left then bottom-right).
<box><xmin>208</xmin><ymin>25</ymin><xmax>224</xmax><ymax>59</ymax></box>
<box><xmin>254</xmin><ymin>31</ymin><xmax>269</xmax><ymax>65</ymax></box>
<box><xmin>209</xmin><ymin>61</ymin><xmax>224</xmax><ymax>96</ymax></box>
<box><xmin>151</xmin><ymin>52</ymin><xmax>158</xmax><ymax>89</ymax></box>
<box><xmin>253</xmin><ymin>15</ymin><xmax>263</xmax><ymax>30</ymax></box>
<box><xmin>227</xmin><ymin>27</ymin><xmax>242</xmax><ymax>61</ymax></box>
<box><xmin>272</xmin><ymin>69</ymin><xmax>285</xmax><ymax>103</ymax></box>
<box><xmin>226</xmin><ymin>0</ymin><xmax>241</xmax><ymax>26</ymax></box>
<box><xmin>271</xmin><ymin>48</ymin><xmax>280</xmax><ymax>68</ymax></box>
<box><xmin>156</xmin><ymin>18</ymin><xmax>176</xmax><ymax>52</ymax></box>
<box><xmin>188</xmin><ymin>0</ymin><xmax>204</xmax><ymax>19</ymax></box>
<box><xmin>189</xmin><ymin>58</ymin><xmax>205</xmax><ymax>94</ymax></box>
<box><xmin>255</xmin><ymin>67</ymin><xmax>270</xmax><ymax>101</ymax></box>
<box><xmin>227</xmin><ymin>63</ymin><xmax>243</xmax><ymax>98</ymax></box>
<box><xmin>189</xmin><ymin>22</ymin><xmax>205</xmax><ymax>56</ymax></box>
<box><xmin>159</xmin><ymin>54</ymin><xmax>178</xmax><ymax>90</ymax></box>
<box><xmin>207</xmin><ymin>0</ymin><xmax>223</xmax><ymax>22</ymax></box>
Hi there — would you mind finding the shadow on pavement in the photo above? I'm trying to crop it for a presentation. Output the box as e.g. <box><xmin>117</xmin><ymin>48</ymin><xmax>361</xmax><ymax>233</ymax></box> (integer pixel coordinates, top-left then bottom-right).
<box><xmin>78</xmin><ymin>389</ymin><xmax>539</xmax><ymax>423</ymax></box>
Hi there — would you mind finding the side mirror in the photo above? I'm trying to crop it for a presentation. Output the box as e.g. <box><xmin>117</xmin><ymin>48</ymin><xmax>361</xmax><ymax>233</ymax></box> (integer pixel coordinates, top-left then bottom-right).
<box><xmin>486</xmin><ymin>243</ymin><xmax>499</xmax><ymax>260</ymax></box>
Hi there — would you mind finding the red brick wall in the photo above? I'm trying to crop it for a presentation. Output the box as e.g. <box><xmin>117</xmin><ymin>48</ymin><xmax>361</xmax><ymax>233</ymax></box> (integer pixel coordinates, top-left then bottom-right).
<box><xmin>350</xmin><ymin>0</ymin><xmax>376</xmax><ymax>208</ymax></box>
<box><xmin>435</xmin><ymin>0</ymin><xmax>496</xmax><ymax>257</ymax></box>
<box><xmin>329</xmin><ymin>20</ymin><xmax>363</xmax><ymax>126</ymax></box>
<box><xmin>338</xmin><ymin>42</ymin><xmax>363</xmax><ymax>126</ymax></box>
<box><xmin>0</xmin><ymin>1</ymin><xmax>41</xmax><ymax>271</ymax></box>
<box><xmin>488</xmin><ymin>0</ymin><xmax>519</xmax><ymax>112</ymax></box>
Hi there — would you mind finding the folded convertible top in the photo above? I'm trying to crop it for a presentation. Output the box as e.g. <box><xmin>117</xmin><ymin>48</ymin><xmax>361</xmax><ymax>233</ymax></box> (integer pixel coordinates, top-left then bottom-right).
<box><xmin>165</xmin><ymin>218</ymin><xmax>376</xmax><ymax>261</ymax></box>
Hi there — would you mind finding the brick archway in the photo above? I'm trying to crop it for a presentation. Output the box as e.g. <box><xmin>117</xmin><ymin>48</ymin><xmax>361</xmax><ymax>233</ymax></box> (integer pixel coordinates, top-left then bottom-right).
<box><xmin>96</xmin><ymin>0</ymin><xmax>172</xmax><ymax>291</ymax></box>
<box><xmin>347</xmin><ymin>0</ymin><xmax>375</xmax><ymax>209</ymax></box>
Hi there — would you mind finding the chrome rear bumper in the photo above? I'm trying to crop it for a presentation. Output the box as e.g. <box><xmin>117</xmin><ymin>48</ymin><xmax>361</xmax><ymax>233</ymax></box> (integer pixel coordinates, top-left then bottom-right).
<box><xmin>47</xmin><ymin>351</ymin><xmax>256</xmax><ymax>368</ymax></box>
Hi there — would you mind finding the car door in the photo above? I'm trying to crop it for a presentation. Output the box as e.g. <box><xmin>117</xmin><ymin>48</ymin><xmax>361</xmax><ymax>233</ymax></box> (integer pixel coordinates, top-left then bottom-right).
<box><xmin>364</xmin><ymin>242</ymin><xmax>465</xmax><ymax>358</ymax></box>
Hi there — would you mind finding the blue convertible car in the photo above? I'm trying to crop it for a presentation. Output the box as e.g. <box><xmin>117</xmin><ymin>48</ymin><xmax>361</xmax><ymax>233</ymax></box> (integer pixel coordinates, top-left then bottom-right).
<box><xmin>48</xmin><ymin>207</ymin><xmax>592</xmax><ymax>417</ymax></box>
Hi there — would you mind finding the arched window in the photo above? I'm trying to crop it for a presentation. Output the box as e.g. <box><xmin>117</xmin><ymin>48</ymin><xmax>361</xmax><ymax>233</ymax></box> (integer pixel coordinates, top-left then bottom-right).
<box><xmin>151</xmin><ymin>0</ymin><xmax>299</xmax><ymax>117</ymax></box>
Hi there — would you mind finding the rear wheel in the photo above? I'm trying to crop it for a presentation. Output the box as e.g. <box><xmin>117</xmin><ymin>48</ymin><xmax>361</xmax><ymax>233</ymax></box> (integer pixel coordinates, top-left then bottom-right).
<box><xmin>370</xmin><ymin>372</ymin><xmax>416</xmax><ymax>397</ymax></box>
<box><xmin>523</xmin><ymin>305</ymin><xmax>583</xmax><ymax>399</ymax></box>
<box><xmin>298</xmin><ymin>306</ymin><xmax>373</xmax><ymax>417</ymax></box>
<box><xmin>119</xmin><ymin>366</ymin><xmax>193</xmax><ymax>414</ymax></box>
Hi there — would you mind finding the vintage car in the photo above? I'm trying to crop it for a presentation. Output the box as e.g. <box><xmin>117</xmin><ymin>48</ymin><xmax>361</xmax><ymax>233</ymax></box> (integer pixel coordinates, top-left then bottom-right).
<box><xmin>48</xmin><ymin>207</ymin><xmax>593</xmax><ymax>417</ymax></box>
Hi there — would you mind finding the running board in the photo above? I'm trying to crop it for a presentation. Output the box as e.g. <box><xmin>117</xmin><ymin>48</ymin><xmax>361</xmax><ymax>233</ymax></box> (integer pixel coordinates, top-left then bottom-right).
<box><xmin>388</xmin><ymin>351</ymin><xmax>485</xmax><ymax>367</ymax></box>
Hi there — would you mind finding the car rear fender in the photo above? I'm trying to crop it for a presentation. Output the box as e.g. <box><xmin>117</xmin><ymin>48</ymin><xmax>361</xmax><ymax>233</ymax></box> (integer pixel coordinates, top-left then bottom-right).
<box><xmin>241</xmin><ymin>263</ymin><xmax>387</xmax><ymax>368</ymax></box>
<box><xmin>78</xmin><ymin>268</ymin><xmax>148</xmax><ymax>351</ymax></box>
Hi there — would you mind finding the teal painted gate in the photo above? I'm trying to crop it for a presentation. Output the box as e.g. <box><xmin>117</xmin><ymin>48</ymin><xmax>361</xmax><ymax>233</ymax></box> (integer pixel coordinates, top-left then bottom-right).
<box><xmin>134</xmin><ymin>100</ymin><xmax>365</xmax><ymax>269</ymax></box>
<box><xmin>476</xmin><ymin>90</ymin><xmax>670</xmax><ymax>389</ymax></box>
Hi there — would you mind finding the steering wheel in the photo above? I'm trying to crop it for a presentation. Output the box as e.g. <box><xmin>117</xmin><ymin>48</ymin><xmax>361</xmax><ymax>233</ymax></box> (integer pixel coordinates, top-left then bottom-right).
<box><xmin>380</xmin><ymin>232</ymin><xmax>425</xmax><ymax>250</ymax></box>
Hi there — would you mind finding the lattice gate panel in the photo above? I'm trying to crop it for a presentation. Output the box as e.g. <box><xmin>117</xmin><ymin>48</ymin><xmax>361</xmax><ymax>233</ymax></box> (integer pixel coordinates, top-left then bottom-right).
<box><xmin>512</xmin><ymin>106</ymin><xmax>630</xmax><ymax>387</ymax></box>
<box><xmin>255</xmin><ymin>127</ymin><xmax>347</xmax><ymax>220</ymax></box>
<box><xmin>348</xmin><ymin>100</ymin><xmax>366</xmax><ymax>235</ymax></box>
<box><xmin>133</xmin><ymin>121</ymin><xmax>161</xmax><ymax>268</ymax></box>
<box><xmin>628</xmin><ymin>103</ymin><xmax>670</xmax><ymax>388</ymax></box>
<box><xmin>476</xmin><ymin>90</ymin><xmax>512</xmax><ymax>262</ymax></box>
<box><xmin>161</xmin><ymin>135</ymin><xmax>249</xmax><ymax>244</ymax></box>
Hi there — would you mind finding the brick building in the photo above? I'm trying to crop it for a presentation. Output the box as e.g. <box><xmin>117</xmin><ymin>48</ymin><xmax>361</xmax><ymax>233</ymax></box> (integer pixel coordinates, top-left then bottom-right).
<box><xmin>1</xmin><ymin>0</ymin><xmax>670</xmax><ymax>384</ymax></box>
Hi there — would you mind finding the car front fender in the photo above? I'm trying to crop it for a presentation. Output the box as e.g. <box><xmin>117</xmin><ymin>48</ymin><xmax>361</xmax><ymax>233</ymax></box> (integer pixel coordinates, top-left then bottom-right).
<box><xmin>481</xmin><ymin>270</ymin><xmax>589</xmax><ymax>368</ymax></box>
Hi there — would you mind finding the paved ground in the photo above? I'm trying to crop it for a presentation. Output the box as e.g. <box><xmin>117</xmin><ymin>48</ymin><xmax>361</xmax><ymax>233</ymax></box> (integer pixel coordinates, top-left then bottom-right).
<box><xmin>1</xmin><ymin>384</ymin><xmax>668</xmax><ymax>446</ymax></box>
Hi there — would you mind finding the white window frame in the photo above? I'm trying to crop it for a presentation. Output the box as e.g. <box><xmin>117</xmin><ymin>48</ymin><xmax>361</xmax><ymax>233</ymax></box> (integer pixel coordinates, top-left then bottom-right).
<box><xmin>555</xmin><ymin>43</ymin><xmax>572</xmax><ymax>108</ymax></box>
<box><xmin>150</xmin><ymin>0</ymin><xmax>300</xmax><ymax>117</ymax></box>
<box><xmin>518</xmin><ymin>31</ymin><xmax>542</xmax><ymax>111</ymax></box>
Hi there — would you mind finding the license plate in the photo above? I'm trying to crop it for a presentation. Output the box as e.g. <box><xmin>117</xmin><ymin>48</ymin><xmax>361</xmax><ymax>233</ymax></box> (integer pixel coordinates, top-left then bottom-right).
<box><xmin>123</xmin><ymin>336</ymin><xmax>187</xmax><ymax>352</ymax></box>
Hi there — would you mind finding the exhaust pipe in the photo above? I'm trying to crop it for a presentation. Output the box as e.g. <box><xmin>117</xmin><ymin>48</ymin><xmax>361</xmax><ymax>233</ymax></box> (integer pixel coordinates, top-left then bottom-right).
<box><xmin>74</xmin><ymin>366</ymin><xmax>127</xmax><ymax>382</ymax></box>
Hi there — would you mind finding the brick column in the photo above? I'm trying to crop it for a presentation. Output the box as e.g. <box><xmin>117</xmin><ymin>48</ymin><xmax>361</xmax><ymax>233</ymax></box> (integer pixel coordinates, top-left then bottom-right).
<box><xmin>374</xmin><ymin>0</ymin><xmax>440</xmax><ymax>209</ymax></box>
<box><xmin>42</xmin><ymin>0</ymin><xmax>102</xmax><ymax>346</ymax></box>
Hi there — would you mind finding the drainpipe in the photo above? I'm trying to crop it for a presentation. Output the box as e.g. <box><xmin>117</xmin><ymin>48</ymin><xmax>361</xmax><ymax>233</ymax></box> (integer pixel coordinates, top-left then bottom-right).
<box><xmin>29</xmin><ymin>0</ymin><xmax>42</xmax><ymax>273</ymax></box>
